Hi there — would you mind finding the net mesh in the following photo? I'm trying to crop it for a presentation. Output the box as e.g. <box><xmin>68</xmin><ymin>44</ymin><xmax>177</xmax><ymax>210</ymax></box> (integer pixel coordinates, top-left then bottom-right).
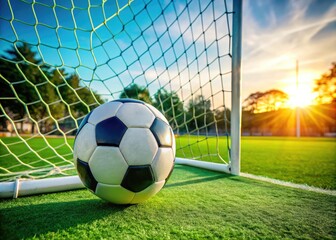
<box><xmin>0</xmin><ymin>0</ymin><xmax>234</xmax><ymax>181</ymax></box>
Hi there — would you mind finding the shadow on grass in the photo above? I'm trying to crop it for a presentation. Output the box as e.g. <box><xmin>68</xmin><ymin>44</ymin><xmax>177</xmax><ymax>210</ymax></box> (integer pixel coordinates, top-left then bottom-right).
<box><xmin>166</xmin><ymin>174</ymin><xmax>231</xmax><ymax>188</ymax></box>
<box><xmin>0</xmin><ymin>198</ymin><xmax>129</xmax><ymax>240</ymax></box>
<box><xmin>165</xmin><ymin>164</ymin><xmax>235</xmax><ymax>188</ymax></box>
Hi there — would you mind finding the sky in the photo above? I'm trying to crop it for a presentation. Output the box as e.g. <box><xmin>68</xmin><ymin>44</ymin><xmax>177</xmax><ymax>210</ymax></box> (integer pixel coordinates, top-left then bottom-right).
<box><xmin>0</xmin><ymin>0</ymin><xmax>335</xmax><ymax>109</ymax></box>
<box><xmin>242</xmin><ymin>0</ymin><xmax>336</xmax><ymax>106</ymax></box>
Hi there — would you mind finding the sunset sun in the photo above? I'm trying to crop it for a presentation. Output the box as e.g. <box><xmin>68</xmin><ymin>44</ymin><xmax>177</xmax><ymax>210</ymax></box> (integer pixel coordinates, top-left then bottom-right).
<box><xmin>287</xmin><ymin>89</ymin><xmax>316</xmax><ymax>108</ymax></box>
<box><xmin>283</xmin><ymin>72</ymin><xmax>318</xmax><ymax>108</ymax></box>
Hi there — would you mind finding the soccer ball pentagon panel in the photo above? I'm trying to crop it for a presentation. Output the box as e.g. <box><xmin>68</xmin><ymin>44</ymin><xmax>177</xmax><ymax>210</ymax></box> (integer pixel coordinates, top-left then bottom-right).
<box><xmin>73</xmin><ymin>99</ymin><xmax>175</xmax><ymax>204</ymax></box>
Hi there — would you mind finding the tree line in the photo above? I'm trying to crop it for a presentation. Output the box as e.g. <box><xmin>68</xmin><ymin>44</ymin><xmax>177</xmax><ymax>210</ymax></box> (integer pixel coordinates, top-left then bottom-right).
<box><xmin>0</xmin><ymin>43</ymin><xmax>103</xmax><ymax>134</ymax></box>
<box><xmin>0</xmin><ymin>44</ymin><xmax>225</xmax><ymax>135</ymax></box>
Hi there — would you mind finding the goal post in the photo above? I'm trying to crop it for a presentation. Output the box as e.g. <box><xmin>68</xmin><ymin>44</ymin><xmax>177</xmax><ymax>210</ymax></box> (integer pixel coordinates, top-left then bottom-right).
<box><xmin>0</xmin><ymin>0</ymin><xmax>242</xmax><ymax>198</ymax></box>
<box><xmin>230</xmin><ymin>0</ymin><xmax>243</xmax><ymax>175</ymax></box>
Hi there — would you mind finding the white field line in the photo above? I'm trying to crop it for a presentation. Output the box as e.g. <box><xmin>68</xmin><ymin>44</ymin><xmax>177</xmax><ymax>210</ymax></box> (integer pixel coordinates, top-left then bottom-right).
<box><xmin>241</xmin><ymin>172</ymin><xmax>336</xmax><ymax>196</ymax></box>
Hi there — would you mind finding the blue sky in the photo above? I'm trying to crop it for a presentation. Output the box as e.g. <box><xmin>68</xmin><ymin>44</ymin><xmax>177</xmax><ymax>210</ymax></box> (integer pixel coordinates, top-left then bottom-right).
<box><xmin>0</xmin><ymin>0</ymin><xmax>335</xmax><ymax>107</ymax></box>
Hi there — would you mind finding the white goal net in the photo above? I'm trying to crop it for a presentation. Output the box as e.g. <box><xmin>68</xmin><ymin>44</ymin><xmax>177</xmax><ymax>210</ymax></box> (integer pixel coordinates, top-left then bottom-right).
<box><xmin>0</xmin><ymin>0</ymin><xmax>242</xmax><ymax>189</ymax></box>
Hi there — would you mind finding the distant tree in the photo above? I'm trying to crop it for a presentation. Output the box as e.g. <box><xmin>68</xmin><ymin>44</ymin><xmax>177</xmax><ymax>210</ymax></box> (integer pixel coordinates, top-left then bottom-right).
<box><xmin>186</xmin><ymin>95</ymin><xmax>214</xmax><ymax>132</ymax></box>
<box><xmin>214</xmin><ymin>108</ymin><xmax>231</xmax><ymax>133</ymax></box>
<box><xmin>119</xmin><ymin>84</ymin><xmax>152</xmax><ymax>104</ymax></box>
<box><xmin>46</xmin><ymin>69</ymin><xmax>104</xmax><ymax>134</ymax></box>
<box><xmin>0</xmin><ymin>43</ymin><xmax>103</xmax><ymax>133</ymax></box>
<box><xmin>314</xmin><ymin>62</ymin><xmax>336</xmax><ymax>104</ymax></box>
<box><xmin>153</xmin><ymin>89</ymin><xmax>185</xmax><ymax>130</ymax></box>
<box><xmin>0</xmin><ymin>58</ymin><xmax>16</xmax><ymax>130</ymax></box>
<box><xmin>243</xmin><ymin>89</ymin><xmax>288</xmax><ymax>113</ymax></box>
<box><xmin>59</xmin><ymin>72</ymin><xmax>104</xmax><ymax>117</ymax></box>
<box><xmin>242</xmin><ymin>91</ymin><xmax>264</xmax><ymax>113</ymax></box>
<box><xmin>262</xmin><ymin>89</ymin><xmax>289</xmax><ymax>111</ymax></box>
<box><xmin>0</xmin><ymin>43</ymin><xmax>43</xmax><ymax>132</ymax></box>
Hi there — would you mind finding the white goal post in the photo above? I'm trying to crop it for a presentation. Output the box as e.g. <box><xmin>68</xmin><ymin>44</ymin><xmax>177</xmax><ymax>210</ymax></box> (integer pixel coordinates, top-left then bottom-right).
<box><xmin>0</xmin><ymin>0</ymin><xmax>242</xmax><ymax>198</ymax></box>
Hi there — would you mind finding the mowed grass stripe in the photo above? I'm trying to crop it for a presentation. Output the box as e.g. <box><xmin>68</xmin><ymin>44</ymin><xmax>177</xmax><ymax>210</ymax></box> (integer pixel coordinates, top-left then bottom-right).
<box><xmin>1</xmin><ymin>136</ymin><xmax>335</xmax><ymax>189</ymax></box>
<box><xmin>0</xmin><ymin>165</ymin><xmax>335</xmax><ymax>239</ymax></box>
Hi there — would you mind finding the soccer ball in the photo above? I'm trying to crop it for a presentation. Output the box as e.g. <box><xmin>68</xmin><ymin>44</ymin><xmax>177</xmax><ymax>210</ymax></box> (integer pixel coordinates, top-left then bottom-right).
<box><xmin>73</xmin><ymin>99</ymin><xmax>175</xmax><ymax>204</ymax></box>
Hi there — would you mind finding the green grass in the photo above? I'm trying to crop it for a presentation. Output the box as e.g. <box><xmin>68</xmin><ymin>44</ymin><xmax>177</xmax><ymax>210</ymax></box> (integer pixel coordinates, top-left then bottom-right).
<box><xmin>241</xmin><ymin>137</ymin><xmax>336</xmax><ymax>190</ymax></box>
<box><xmin>1</xmin><ymin>136</ymin><xmax>335</xmax><ymax>189</ymax></box>
<box><xmin>0</xmin><ymin>166</ymin><xmax>335</xmax><ymax>239</ymax></box>
<box><xmin>176</xmin><ymin>136</ymin><xmax>336</xmax><ymax>189</ymax></box>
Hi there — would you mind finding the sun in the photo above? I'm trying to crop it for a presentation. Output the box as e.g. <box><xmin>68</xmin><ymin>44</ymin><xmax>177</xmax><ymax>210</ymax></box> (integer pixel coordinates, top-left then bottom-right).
<box><xmin>283</xmin><ymin>72</ymin><xmax>318</xmax><ymax>108</ymax></box>
<box><xmin>287</xmin><ymin>90</ymin><xmax>315</xmax><ymax>108</ymax></box>
<box><xmin>285</xmin><ymin>84</ymin><xmax>317</xmax><ymax>108</ymax></box>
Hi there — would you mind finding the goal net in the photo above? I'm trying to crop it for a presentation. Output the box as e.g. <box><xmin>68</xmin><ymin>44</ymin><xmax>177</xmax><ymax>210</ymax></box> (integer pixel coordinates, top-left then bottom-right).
<box><xmin>0</xmin><ymin>0</ymin><xmax>242</xmax><ymax>196</ymax></box>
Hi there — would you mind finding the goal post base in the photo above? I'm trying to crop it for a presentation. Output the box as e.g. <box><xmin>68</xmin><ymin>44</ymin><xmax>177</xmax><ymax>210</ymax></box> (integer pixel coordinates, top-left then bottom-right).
<box><xmin>0</xmin><ymin>176</ymin><xmax>84</xmax><ymax>199</ymax></box>
<box><xmin>175</xmin><ymin>158</ymin><xmax>231</xmax><ymax>174</ymax></box>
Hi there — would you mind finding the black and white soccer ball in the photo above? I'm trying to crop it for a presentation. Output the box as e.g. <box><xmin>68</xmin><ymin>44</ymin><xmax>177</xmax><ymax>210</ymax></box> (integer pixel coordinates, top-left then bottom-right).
<box><xmin>73</xmin><ymin>99</ymin><xmax>175</xmax><ymax>204</ymax></box>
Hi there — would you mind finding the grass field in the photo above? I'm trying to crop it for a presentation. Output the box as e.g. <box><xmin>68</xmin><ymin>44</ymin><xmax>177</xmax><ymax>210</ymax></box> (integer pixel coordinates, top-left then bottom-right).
<box><xmin>0</xmin><ymin>137</ymin><xmax>335</xmax><ymax>239</ymax></box>
<box><xmin>1</xmin><ymin>136</ymin><xmax>335</xmax><ymax>189</ymax></box>
<box><xmin>241</xmin><ymin>137</ymin><xmax>336</xmax><ymax>190</ymax></box>
<box><xmin>0</xmin><ymin>165</ymin><xmax>335</xmax><ymax>239</ymax></box>
<box><xmin>176</xmin><ymin>136</ymin><xmax>336</xmax><ymax>189</ymax></box>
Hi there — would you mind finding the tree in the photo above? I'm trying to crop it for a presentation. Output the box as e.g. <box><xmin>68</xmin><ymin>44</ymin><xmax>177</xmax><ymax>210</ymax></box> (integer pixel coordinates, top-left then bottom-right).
<box><xmin>153</xmin><ymin>89</ymin><xmax>185</xmax><ymax>130</ymax></box>
<box><xmin>0</xmin><ymin>43</ymin><xmax>104</xmax><ymax>133</ymax></box>
<box><xmin>262</xmin><ymin>89</ymin><xmax>289</xmax><ymax>112</ymax></box>
<box><xmin>119</xmin><ymin>84</ymin><xmax>152</xmax><ymax>104</ymax></box>
<box><xmin>314</xmin><ymin>62</ymin><xmax>336</xmax><ymax>104</ymax></box>
<box><xmin>186</xmin><ymin>95</ymin><xmax>214</xmax><ymax>132</ymax></box>
<box><xmin>243</xmin><ymin>89</ymin><xmax>288</xmax><ymax>113</ymax></box>
<box><xmin>0</xmin><ymin>43</ymin><xmax>43</xmax><ymax>132</ymax></box>
<box><xmin>214</xmin><ymin>108</ymin><xmax>231</xmax><ymax>134</ymax></box>
<box><xmin>242</xmin><ymin>91</ymin><xmax>264</xmax><ymax>113</ymax></box>
<box><xmin>58</xmin><ymin>72</ymin><xmax>104</xmax><ymax>118</ymax></box>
